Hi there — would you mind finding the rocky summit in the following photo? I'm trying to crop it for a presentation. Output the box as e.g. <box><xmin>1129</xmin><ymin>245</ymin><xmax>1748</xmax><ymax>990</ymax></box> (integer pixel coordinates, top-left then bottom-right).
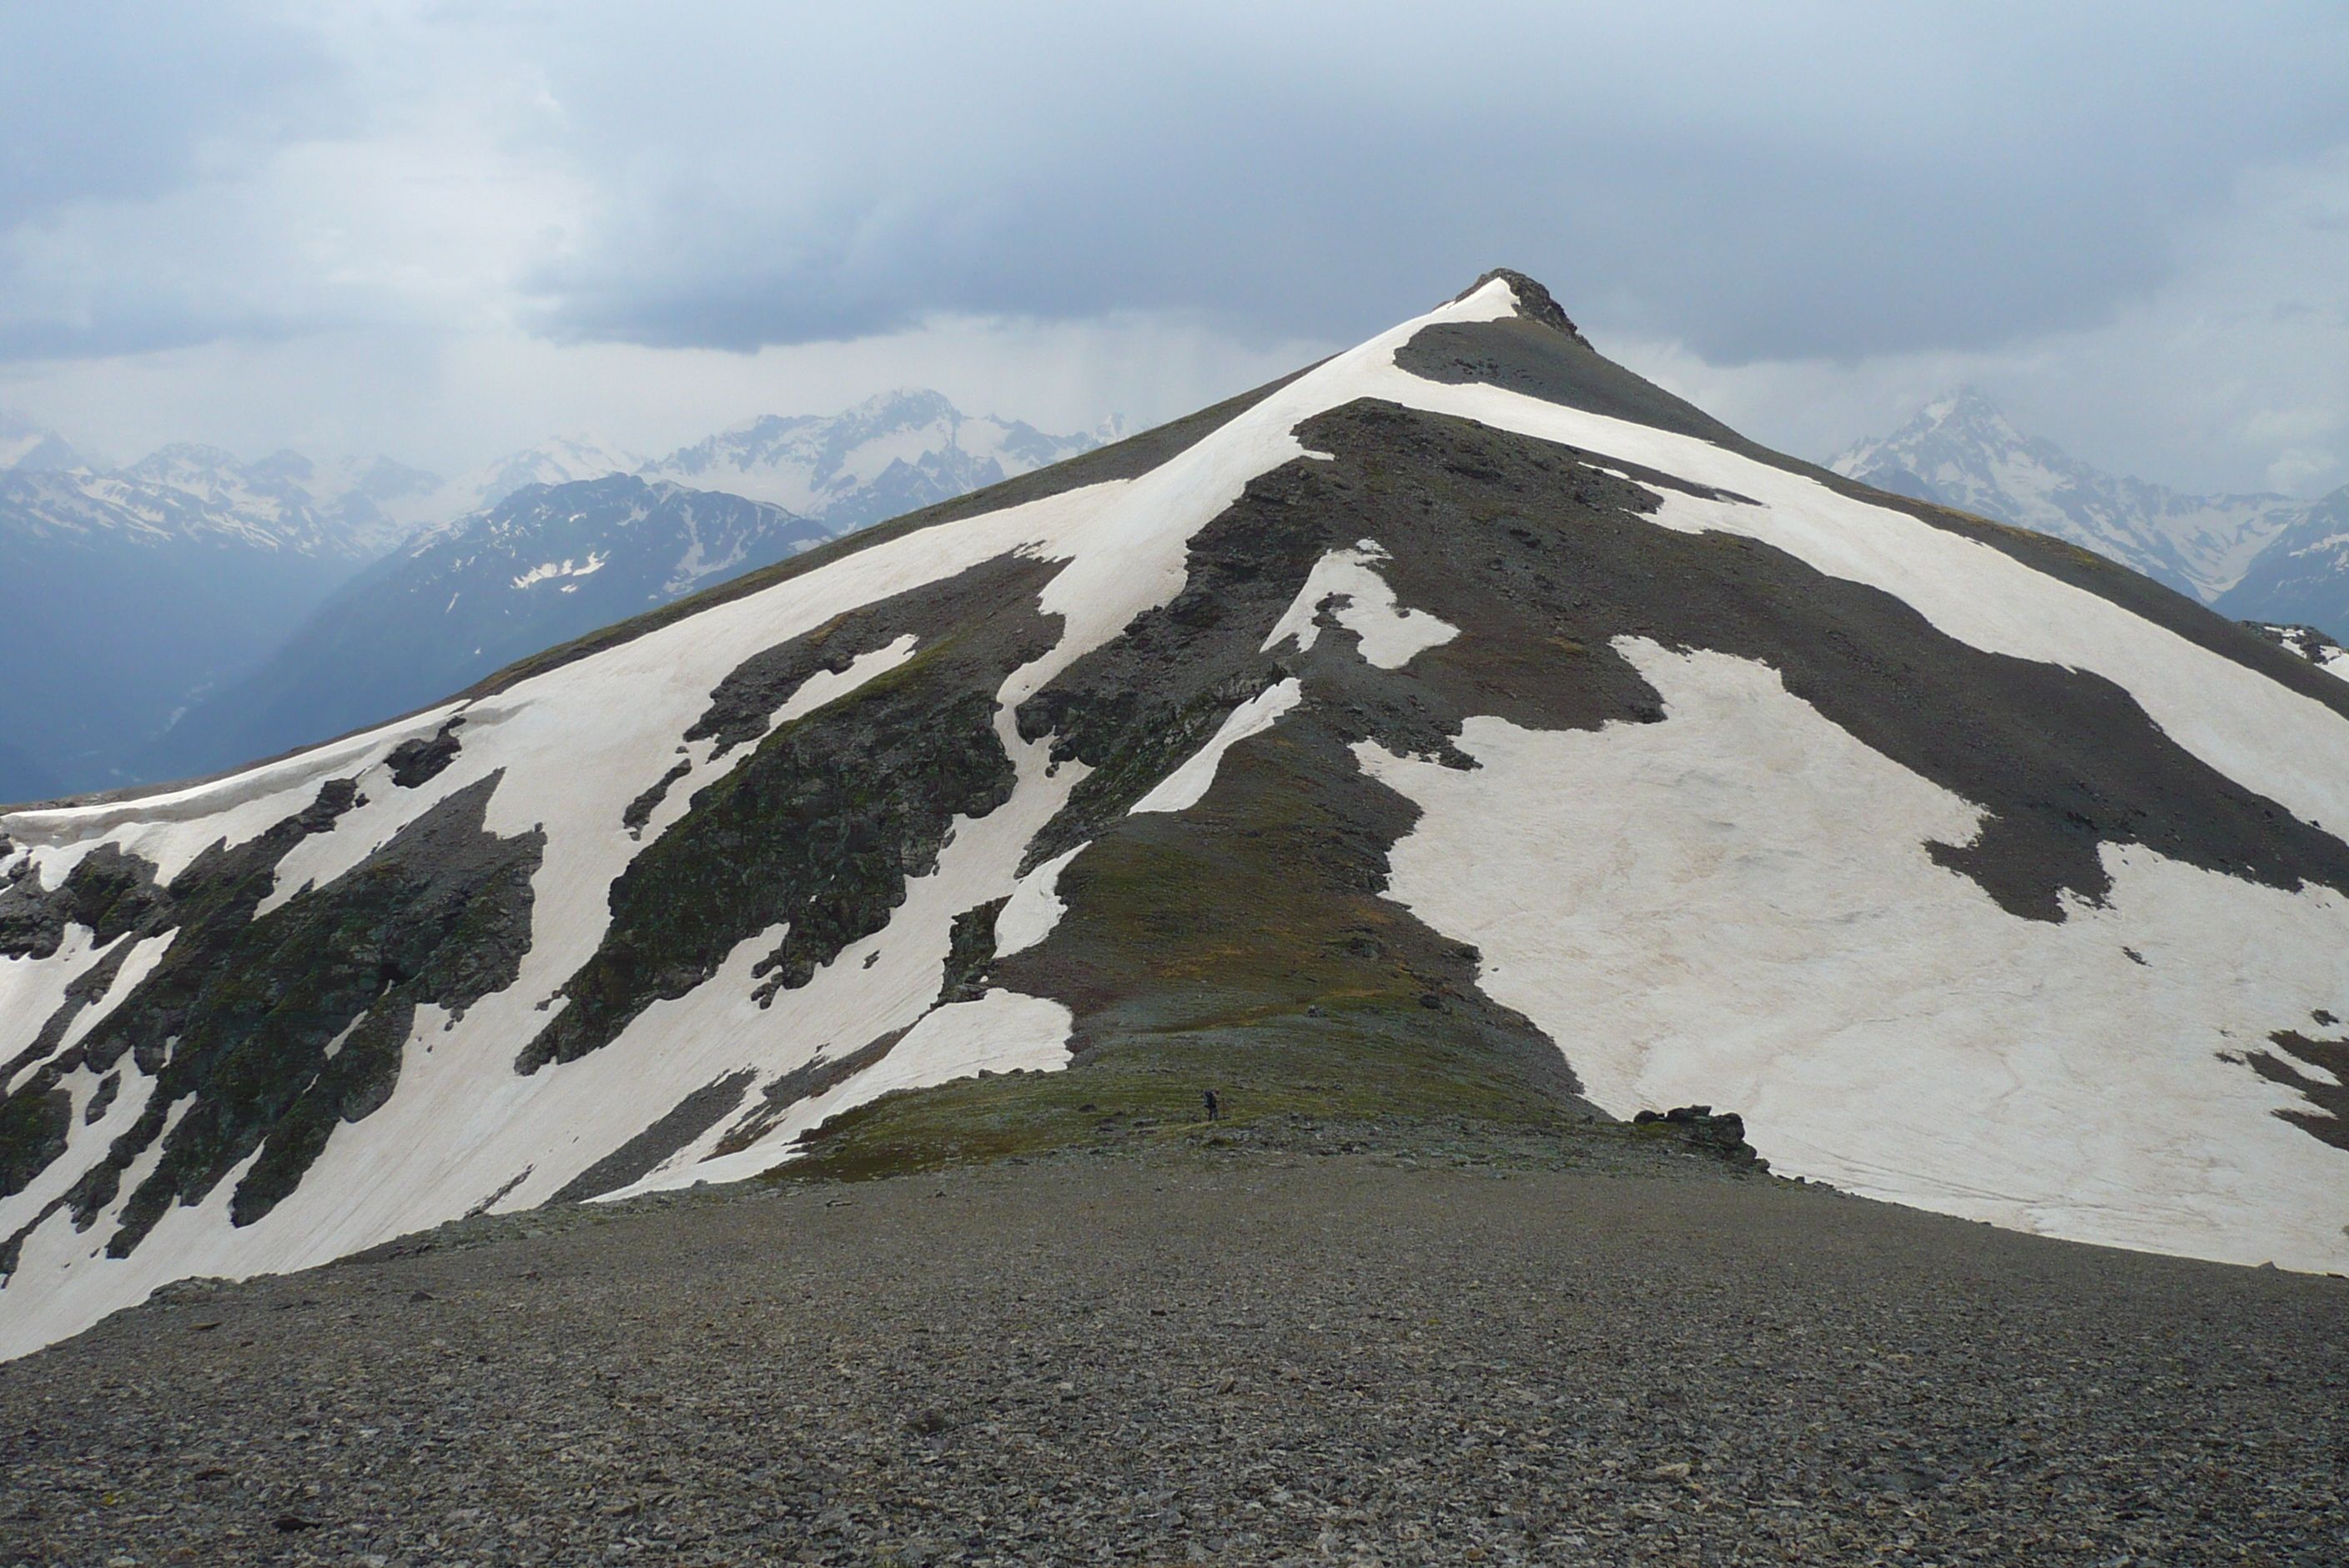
<box><xmin>3</xmin><ymin>266</ymin><xmax>2347</xmax><ymax>1405</ymax></box>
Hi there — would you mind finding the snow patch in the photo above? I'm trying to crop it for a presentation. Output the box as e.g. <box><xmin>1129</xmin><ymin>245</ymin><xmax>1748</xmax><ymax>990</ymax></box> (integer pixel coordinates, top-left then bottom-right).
<box><xmin>511</xmin><ymin>551</ymin><xmax>607</xmax><ymax>590</ymax></box>
<box><xmin>1363</xmin><ymin>637</ymin><xmax>2349</xmax><ymax>1273</ymax></box>
<box><xmin>1132</xmin><ymin>680</ymin><xmax>1303</xmax><ymax>815</ymax></box>
<box><xmin>995</xmin><ymin>844</ymin><xmax>1085</xmax><ymax>958</ymax></box>
<box><xmin>1262</xmin><ymin>542</ymin><xmax>1460</xmax><ymax>668</ymax></box>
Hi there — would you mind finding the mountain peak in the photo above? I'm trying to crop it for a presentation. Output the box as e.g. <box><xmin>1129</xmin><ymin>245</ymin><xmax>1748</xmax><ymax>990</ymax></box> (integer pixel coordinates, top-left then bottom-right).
<box><xmin>1453</xmin><ymin>267</ymin><xmax>1587</xmax><ymax>344</ymax></box>
<box><xmin>14</xmin><ymin>274</ymin><xmax>2349</xmax><ymax>1364</ymax></box>
<box><xmin>1834</xmin><ymin>389</ymin><xmax>2320</xmax><ymax>605</ymax></box>
<box><xmin>126</xmin><ymin>440</ymin><xmax>247</xmax><ymax>475</ymax></box>
<box><xmin>0</xmin><ymin>410</ymin><xmax>88</xmax><ymax>473</ymax></box>
<box><xmin>848</xmin><ymin>386</ymin><xmax>959</xmax><ymax>422</ymax></box>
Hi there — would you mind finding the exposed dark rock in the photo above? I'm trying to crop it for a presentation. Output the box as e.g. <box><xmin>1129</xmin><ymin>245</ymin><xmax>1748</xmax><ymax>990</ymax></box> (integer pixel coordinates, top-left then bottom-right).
<box><xmin>518</xmin><ymin>555</ymin><xmax>1062</xmax><ymax>1072</ymax></box>
<box><xmin>1452</xmin><ymin>266</ymin><xmax>1590</xmax><ymax>344</ymax></box>
<box><xmin>0</xmin><ymin>1088</ymin><xmax>68</xmax><ymax>1205</ymax></box>
<box><xmin>939</xmin><ymin>898</ymin><xmax>1009</xmax><ymax>1005</ymax></box>
<box><xmin>2243</xmin><ymin>1031</ymin><xmax>2349</xmax><ymax>1151</ymax></box>
<box><xmin>620</xmin><ymin>759</ymin><xmax>691</xmax><ymax>838</ymax></box>
<box><xmin>1633</xmin><ymin>1105</ymin><xmax>1768</xmax><ymax>1168</ymax></box>
<box><xmin>684</xmin><ymin>611</ymin><xmax>903</xmax><ymax>760</ymax></box>
<box><xmin>0</xmin><ymin>774</ymin><xmax>541</xmax><ymax>1255</ymax></box>
<box><xmin>1395</xmin><ymin>311</ymin><xmax>2349</xmax><ymax>727</ymax></box>
<box><xmin>549</xmin><ymin>1069</ymin><xmax>761</xmax><ymax>1204</ymax></box>
<box><xmin>1279</xmin><ymin>400</ymin><xmax>2349</xmax><ymax>922</ymax></box>
<box><xmin>0</xmin><ymin>843</ymin><xmax>165</xmax><ymax>961</ymax></box>
<box><xmin>0</xmin><ymin>937</ymin><xmax>138</xmax><ymax>1095</ymax></box>
<box><xmin>385</xmin><ymin>719</ymin><xmax>465</xmax><ymax>788</ymax></box>
<box><xmin>709</xmin><ymin>1028</ymin><xmax>911</xmax><ymax>1159</ymax></box>
<box><xmin>0</xmin><ymin>779</ymin><xmax>368</xmax><ymax>1209</ymax></box>
<box><xmin>1015</xmin><ymin>461</ymin><xmax>1336</xmax><ymax>868</ymax></box>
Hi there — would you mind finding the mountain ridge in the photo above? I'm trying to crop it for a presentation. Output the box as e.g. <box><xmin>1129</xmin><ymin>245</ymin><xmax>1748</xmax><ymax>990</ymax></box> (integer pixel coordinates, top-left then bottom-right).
<box><xmin>4</xmin><ymin>270</ymin><xmax>2346</xmax><ymax>1364</ymax></box>
<box><xmin>0</xmin><ymin>393</ymin><xmax>1108</xmax><ymax>802</ymax></box>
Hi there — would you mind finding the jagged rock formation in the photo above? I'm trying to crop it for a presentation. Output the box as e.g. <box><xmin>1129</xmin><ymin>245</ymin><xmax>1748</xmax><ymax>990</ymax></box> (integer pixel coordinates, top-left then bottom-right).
<box><xmin>5</xmin><ymin>271</ymin><xmax>2348</xmax><ymax>1360</ymax></box>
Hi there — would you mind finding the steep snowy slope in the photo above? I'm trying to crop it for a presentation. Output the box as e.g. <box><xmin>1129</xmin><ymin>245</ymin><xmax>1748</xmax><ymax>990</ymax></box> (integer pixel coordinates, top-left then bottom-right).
<box><xmin>5</xmin><ymin>272</ymin><xmax>2348</xmax><ymax>1361</ymax></box>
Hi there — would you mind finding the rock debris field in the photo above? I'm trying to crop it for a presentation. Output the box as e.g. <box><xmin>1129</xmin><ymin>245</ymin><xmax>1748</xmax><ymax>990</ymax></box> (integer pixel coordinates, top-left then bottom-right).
<box><xmin>3</xmin><ymin>1133</ymin><xmax>2345</xmax><ymax>1566</ymax></box>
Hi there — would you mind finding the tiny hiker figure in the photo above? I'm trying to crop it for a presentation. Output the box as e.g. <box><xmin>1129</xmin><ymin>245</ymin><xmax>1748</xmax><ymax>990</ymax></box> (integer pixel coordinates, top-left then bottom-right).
<box><xmin>1202</xmin><ymin>1088</ymin><xmax>1220</xmax><ymax>1123</ymax></box>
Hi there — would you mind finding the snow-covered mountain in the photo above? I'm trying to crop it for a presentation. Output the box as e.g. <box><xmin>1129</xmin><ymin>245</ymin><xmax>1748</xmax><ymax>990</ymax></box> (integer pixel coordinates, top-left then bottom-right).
<box><xmin>1832</xmin><ymin>389</ymin><xmax>2312</xmax><ymax>602</ymax></box>
<box><xmin>1</xmin><ymin>396</ymin><xmax>1103</xmax><ymax>802</ymax></box>
<box><xmin>144</xmin><ymin>477</ymin><xmax>832</xmax><ymax>781</ymax></box>
<box><xmin>448</xmin><ymin>435</ymin><xmax>645</xmax><ymax>517</ymax></box>
<box><xmin>0</xmin><ymin>445</ymin><xmax>440</xmax><ymax>804</ymax></box>
<box><xmin>0</xmin><ymin>413</ymin><xmax>90</xmax><ymax>474</ymax></box>
<box><xmin>247</xmin><ymin>450</ymin><xmax>449</xmax><ymax>559</ymax></box>
<box><xmin>2214</xmin><ymin>487</ymin><xmax>2349</xmax><ymax>641</ymax></box>
<box><xmin>138</xmin><ymin>392</ymin><xmax>1109</xmax><ymax>781</ymax></box>
<box><xmin>640</xmin><ymin>389</ymin><xmax>1113</xmax><ymax>532</ymax></box>
<box><xmin>7</xmin><ymin>271</ymin><xmax>2347</xmax><ymax>1361</ymax></box>
<box><xmin>3</xmin><ymin>447</ymin><xmax>409</xmax><ymax>560</ymax></box>
<box><xmin>441</xmin><ymin>394</ymin><xmax>1108</xmax><ymax>534</ymax></box>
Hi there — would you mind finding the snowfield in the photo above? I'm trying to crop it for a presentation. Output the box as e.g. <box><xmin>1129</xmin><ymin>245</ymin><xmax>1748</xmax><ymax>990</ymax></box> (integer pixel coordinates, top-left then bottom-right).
<box><xmin>6</xmin><ymin>276</ymin><xmax>2348</xmax><ymax>1358</ymax></box>
<box><xmin>1365</xmin><ymin>640</ymin><xmax>2349</xmax><ymax>1272</ymax></box>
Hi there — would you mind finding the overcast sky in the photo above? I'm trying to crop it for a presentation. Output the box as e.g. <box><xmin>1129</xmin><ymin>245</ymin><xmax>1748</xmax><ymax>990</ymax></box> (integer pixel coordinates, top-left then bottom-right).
<box><xmin>3</xmin><ymin>1</ymin><xmax>2344</xmax><ymax>495</ymax></box>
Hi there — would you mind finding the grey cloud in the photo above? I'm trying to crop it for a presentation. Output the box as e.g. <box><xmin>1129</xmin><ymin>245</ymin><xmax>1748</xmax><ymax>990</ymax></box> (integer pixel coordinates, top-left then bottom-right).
<box><xmin>514</xmin><ymin>1</ymin><xmax>2349</xmax><ymax>362</ymax></box>
<box><xmin>0</xmin><ymin>0</ymin><xmax>2343</xmax><ymax>499</ymax></box>
<box><xmin>0</xmin><ymin>3</ymin><xmax>348</xmax><ymax>223</ymax></box>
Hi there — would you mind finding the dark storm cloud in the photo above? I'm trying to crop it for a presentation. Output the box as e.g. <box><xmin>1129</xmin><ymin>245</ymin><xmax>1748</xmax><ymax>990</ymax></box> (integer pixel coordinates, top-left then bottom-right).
<box><xmin>0</xmin><ymin>1</ymin><xmax>356</xmax><ymax>359</ymax></box>
<box><xmin>0</xmin><ymin>3</ymin><xmax>347</xmax><ymax>221</ymax></box>
<box><xmin>2</xmin><ymin>1</ymin><xmax>2345</xmax><ymax>373</ymax></box>
<box><xmin>512</xmin><ymin>1</ymin><xmax>2349</xmax><ymax>362</ymax></box>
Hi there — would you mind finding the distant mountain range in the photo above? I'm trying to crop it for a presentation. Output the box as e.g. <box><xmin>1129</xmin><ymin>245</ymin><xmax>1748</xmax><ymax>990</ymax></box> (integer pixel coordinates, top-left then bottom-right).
<box><xmin>141</xmin><ymin>479</ymin><xmax>832</xmax><ymax>780</ymax></box>
<box><xmin>0</xmin><ymin>394</ymin><xmax>1108</xmax><ymax>802</ymax></box>
<box><xmin>0</xmin><ymin>412</ymin><xmax>93</xmax><ymax>473</ymax></box>
<box><xmin>0</xmin><ymin>425</ymin><xmax>429</xmax><ymax>802</ymax></box>
<box><xmin>1831</xmin><ymin>389</ymin><xmax>2329</xmax><ymax>606</ymax></box>
<box><xmin>641</xmin><ymin>389</ymin><xmax>1112</xmax><ymax>531</ymax></box>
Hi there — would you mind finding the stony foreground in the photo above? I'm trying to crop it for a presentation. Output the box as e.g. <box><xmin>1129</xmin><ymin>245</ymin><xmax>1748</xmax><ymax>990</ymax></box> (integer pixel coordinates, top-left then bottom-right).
<box><xmin>3</xmin><ymin>1140</ymin><xmax>2345</xmax><ymax>1566</ymax></box>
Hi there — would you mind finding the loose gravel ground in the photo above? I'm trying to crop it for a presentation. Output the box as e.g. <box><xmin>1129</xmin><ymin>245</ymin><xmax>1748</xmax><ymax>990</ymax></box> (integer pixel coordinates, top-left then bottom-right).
<box><xmin>3</xmin><ymin>1136</ymin><xmax>2344</xmax><ymax>1565</ymax></box>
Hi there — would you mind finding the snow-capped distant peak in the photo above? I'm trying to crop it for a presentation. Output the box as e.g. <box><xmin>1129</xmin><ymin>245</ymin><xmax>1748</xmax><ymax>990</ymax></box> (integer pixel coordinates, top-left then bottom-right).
<box><xmin>0</xmin><ymin>411</ymin><xmax>90</xmax><ymax>473</ymax></box>
<box><xmin>456</xmin><ymin>436</ymin><xmax>646</xmax><ymax>515</ymax></box>
<box><xmin>1833</xmin><ymin>389</ymin><xmax>2308</xmax><ymax>604</ymax></box>
<box><xmin>636</xmin><ymin>389</ymin><xmax>1107</xmax><ymax>530</ymax></box>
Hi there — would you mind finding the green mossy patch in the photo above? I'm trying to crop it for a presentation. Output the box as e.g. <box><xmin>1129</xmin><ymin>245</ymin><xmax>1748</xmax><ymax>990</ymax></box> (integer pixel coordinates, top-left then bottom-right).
<box><xmin>772</xmin><ymin>1015</ymin><xmax>1579</xmax><ymax>1184</ymax></box>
